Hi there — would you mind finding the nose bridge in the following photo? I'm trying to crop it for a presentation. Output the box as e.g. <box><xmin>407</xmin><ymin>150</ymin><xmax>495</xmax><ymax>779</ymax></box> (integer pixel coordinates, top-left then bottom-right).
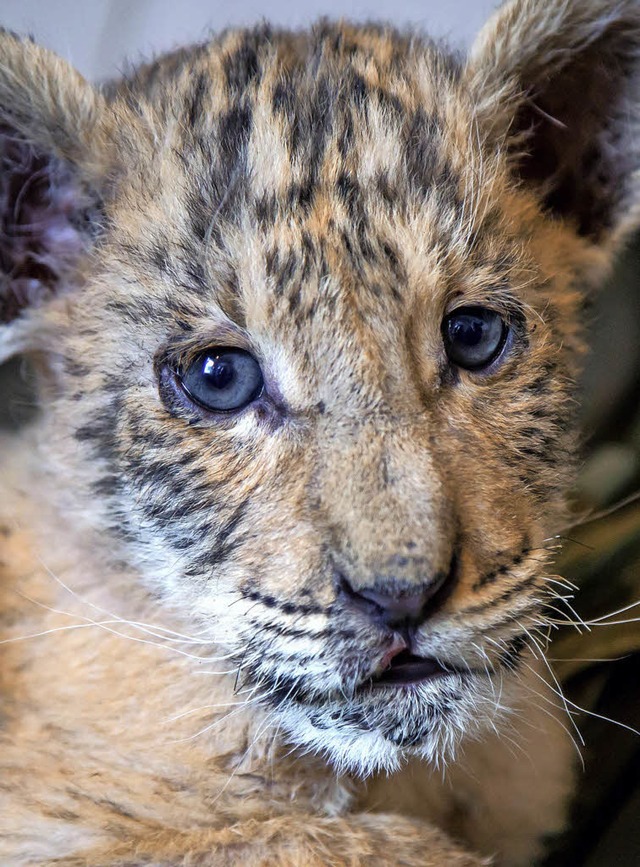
<box><xmin>318</xmin><ymin>419</ymin><xmax>454</xmax><ymax>589</ymax></box>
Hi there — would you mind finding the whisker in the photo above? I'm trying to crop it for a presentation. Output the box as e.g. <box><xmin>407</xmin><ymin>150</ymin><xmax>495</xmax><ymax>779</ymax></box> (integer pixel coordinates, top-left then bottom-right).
<box><xmin>582</xmin><ymin>598</ymin><xmax>640</xmax><ymax>624</ymax></box>
<box><xmin>543</xmin><ymin>575</ymin><xmax>580</xmax><ymax>593</ymax></box>
<box><xmin>485</xmin><ymin>630</ymin><xmax>585</xmax><ymax>752</ymax></box>
<box><xmin>544</xmin><ymin>534</ymin><xmax>595</xmax><ymax>551</ymax></box>
<box><xmin>31</xmin><ymin>550</ymin><xmax>210</xmax><ymax>645</ymax></box>
<box><xmin>559</xmin><ymin>488</ymin><xmax>640</xmax><ymax>532</ymax></box>
<box><xmin>165</xmin><ymin>693</ymin><xmax>272</xmax><ymax>744</ymax></box>
<box><xmin>163</xmin><ymin>690</ymin><xmax>265</xmax><ymax>724</ymax></box>
<box><xmin>0</xmin><ymin>619</ymin><xmax>124</xmax><ymax>646</ymax></box>
<box><xmin>547</xmin><ymin>655</ymin><xmax>630</xmax><ymax>663</ymax></box>
<box><xmin>16</xmin><ymin>591</ymin><xmax>232</xmax><ymax>663</ymax></box>
<box><xmin>510</xmin><ymin>665</ymin><xmax>586</xmax><ymax>766</ymax></box>
<box><xmin>205</xmin><ymin>707</ymin><xmax>281</xmax><ymax>809</ymax></box>
<box><xmin>520</xmin><ymin>654</ymin><xmax>640</xmax><ymax>740</ymax></box>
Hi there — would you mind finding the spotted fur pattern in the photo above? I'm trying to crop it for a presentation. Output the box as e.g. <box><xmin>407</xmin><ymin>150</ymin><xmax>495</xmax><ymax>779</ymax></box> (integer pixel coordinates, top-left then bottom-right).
<box><xmin>1</xmin><ymin>1</ymin><xmax>639</xmax><ymax>865</ymax></box>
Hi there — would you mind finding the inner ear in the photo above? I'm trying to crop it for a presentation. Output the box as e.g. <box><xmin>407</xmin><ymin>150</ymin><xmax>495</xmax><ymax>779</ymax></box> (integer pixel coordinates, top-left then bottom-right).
<box><xmin>0</xmin><ymin>124</ymin><xmax>102</xmax><ymax>325</ymax></box>
<box><xmin>513</xmin><ymin>26</ymin><xmax>639</xmax><ymax>241</ymax></box>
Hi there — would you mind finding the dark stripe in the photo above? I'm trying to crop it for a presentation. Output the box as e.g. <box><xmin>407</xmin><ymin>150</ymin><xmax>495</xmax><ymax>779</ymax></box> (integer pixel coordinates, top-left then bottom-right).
<box><xmin>476</xmin><ymin>600</ymin><xmax>542</xmax><ymax>631</ymax></box>
<box><xmin>201</xmin><ymin>501</ymin><xmax>248</xmax><ymax>565</ymax></box>
<box><xmin>461</xmin><ymin>574</ymin><xmax>540</xmax><ymax>617</ymax></box>
<box><xmin>223</xmin><ymin>34</ymin><xmax>263</xmax><ymax>95</ymax></box>
<box><xmin>246</xmin><ymin>616</ymin><xmax>354</xmax><ymax>642</ymax></box>
<box><xmin>241</xmin><ymin>588</ymin><xmax>325</xmax><ymax>616</ymax></box>
<box><xmin>473</xmin><ymin>540</ymin><xmax>531</xmax><ymax>590</ymax></box>
<box><xmin>187</xmin><ymin>72</ymin><xmax>208</xmax><ymax>127</ymax></box>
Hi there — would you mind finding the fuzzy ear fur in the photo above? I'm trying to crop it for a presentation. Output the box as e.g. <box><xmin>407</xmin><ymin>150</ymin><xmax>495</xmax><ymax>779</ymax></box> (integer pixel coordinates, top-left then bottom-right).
<box><xmin>0</xmin><ymin>30</ymin><xmax>108</xmax><ymax>361</ymax></box>
<box><xmin>467</xmin><ymin>0</ymin><xmax>640</xmax><ymax>250</ymax></box>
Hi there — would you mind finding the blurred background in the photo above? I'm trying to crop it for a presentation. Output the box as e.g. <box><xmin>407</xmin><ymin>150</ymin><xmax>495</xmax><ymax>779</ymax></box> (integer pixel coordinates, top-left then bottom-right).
<box><xmin>1</xmin><ymin>1</ymin><xmax>639</xmax><ymax>864</ymax></box>
<box><xmin>0</xmin><ymin>0</ymin><xmax>494</xmax><ymax>80</ymax></box>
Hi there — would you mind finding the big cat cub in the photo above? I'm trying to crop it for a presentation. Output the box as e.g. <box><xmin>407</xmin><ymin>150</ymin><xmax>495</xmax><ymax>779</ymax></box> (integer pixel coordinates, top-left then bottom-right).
<box><xmin>1</xmin><ymin>1</ymin><xmax>639</xmax><ymax>864</ymax></box>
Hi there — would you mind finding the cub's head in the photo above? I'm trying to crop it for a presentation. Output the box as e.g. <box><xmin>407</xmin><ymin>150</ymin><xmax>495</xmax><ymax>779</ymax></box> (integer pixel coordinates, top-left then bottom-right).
<box><xmin>1</xmin><ymin>0</ymin><xmax>639</xmax><ymax>774</ymax></box>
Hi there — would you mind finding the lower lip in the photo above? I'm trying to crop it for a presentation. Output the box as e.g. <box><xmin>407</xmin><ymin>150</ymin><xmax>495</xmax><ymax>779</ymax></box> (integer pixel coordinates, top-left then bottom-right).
<box><xmin>370</xmin><ymin>657</ymin><xmax>457</xmax><ymax>687</ymax></box>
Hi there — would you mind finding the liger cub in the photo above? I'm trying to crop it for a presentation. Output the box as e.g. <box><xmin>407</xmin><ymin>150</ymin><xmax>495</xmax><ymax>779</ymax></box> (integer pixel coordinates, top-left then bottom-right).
<box><xmin>1</xmin><ymin>0</ymin><xmax>639</xmax><ymax>864</ymax></box>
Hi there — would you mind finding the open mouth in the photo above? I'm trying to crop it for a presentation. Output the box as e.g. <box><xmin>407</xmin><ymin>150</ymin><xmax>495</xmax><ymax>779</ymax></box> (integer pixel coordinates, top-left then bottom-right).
<box><xmin>370</xmin><ymin>650</ymin><xmax>456</xmax><ymax>687</ymax></box>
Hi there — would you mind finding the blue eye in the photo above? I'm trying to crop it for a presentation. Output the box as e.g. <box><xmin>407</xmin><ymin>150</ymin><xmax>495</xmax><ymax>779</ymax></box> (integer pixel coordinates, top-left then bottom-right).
<box><xmin>442</xmin><ymin>307</ymin><xmax>507</xmax><ymax>370</ymax></box>
<box><xmin>179</xmin><ymin>348</ymin><xmax>264</xmax><ymax>412</ymax></box>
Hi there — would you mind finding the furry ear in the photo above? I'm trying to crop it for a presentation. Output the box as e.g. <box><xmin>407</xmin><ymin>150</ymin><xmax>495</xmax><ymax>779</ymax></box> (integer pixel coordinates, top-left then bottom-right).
<box><xmin>467</xmin><ymin>0</ymin><xmax>640</xmax><ymax>250</ymax></box>
<box><xmin>0</xmin><ymin>30</ymin><xmax>108</xmax><ymax>362</ymax></box>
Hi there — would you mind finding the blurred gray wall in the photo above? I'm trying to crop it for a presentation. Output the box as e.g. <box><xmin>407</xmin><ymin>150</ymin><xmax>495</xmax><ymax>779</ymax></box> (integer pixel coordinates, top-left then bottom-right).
<box><xmin>0</xmin><ymin>0</ymin><xmax>498</xmax><ymax>80</ymax></box>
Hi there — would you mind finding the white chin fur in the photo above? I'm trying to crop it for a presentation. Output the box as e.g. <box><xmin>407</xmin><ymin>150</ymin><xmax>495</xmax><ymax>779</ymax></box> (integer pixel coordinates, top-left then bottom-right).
<box><xmin>279</xmin><ymin>704</ymin><xmax>405</xmax><ymax>777</ymax></box>
<box><xmin>276</xmin><ymin>673</ymin><xmax>509</xmax><ymax>778</ymax></box>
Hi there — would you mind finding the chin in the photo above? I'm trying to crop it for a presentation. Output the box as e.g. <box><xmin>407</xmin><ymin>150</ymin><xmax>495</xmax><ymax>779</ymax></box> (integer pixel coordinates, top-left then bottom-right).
<box><xmin>276</xmin><ymin>670</ymin><xmax>506</xmax><ymax>778</ymax></box>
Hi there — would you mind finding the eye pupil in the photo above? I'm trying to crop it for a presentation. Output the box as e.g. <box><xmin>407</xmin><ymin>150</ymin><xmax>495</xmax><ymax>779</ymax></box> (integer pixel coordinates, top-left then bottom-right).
<box><xmin>442</xmin><ymin>306</ymin><xmax>507</xmax><ymax>371</ymax></box>
<box><xmin>178</xmin><ymin>348</ymin><xmax>264</xmax><ymax>412</ymax></box>
<box><xmin>449</xmin><ymin>316</ymin><xmax>485</xmax><ymax>347</ymax></box>
<box><xmin>203</xmin><ymin>357</ymin><xmax>235</xmax><ymax>389</ymax></box>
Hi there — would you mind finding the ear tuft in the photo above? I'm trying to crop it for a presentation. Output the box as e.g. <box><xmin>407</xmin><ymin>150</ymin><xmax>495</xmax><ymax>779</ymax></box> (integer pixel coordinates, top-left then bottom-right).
<box><xmin>0</xmin><ymin>31</ymin><xmax>108</xmax><ymax>359</ymax></box>
<box><xmin>468</xmin><ymin>0</ymin><xmax>640</xmax><ymax>248</ymax></box>
<box><xmin>0</xmin><ymin>29</ymin><xmax>105</xmax><ymax>164</ymax></box>
<box><xmin>0</xmin><ymin>127</ymin><xmax>102</xmax><ymax>325</ymax></box>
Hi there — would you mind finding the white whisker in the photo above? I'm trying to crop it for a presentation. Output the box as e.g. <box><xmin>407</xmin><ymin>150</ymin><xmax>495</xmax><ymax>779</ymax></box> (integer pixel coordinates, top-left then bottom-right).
<box><xmin>15</xmin><ymin>590</ymin><xmax>231</xmax><ymax>663</ymax></box>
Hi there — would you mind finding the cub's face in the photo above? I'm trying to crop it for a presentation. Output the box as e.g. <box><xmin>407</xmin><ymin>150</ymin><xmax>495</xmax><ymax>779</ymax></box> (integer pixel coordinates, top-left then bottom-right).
<box><xmin>2</xmin><ymin>3</ymin><xmax>640</xmax><ymax>773</ymax></box>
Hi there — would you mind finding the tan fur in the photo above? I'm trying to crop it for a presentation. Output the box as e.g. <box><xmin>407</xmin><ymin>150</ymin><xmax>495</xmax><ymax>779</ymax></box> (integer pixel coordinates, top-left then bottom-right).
<box><xmin>1</xmin><ymin>1</ymin><xmax>639</xmax><ymax>864</ymax></box>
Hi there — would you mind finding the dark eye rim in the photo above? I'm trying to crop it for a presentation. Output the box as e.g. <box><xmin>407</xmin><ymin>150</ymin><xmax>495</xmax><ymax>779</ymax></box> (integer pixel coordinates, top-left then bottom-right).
<box><xmin>441</xmin><ymin>305</ymin><xmax>511</xmax><ymax>372</ymax></box>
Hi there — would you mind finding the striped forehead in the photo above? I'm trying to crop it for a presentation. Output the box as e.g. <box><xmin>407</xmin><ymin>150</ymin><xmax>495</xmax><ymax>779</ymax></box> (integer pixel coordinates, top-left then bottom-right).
<box><xmin>156</xmin><ymin>24</ymin><xmax>468</xmax><ymax>246</ymax></box>
<box><xmin>113</xmin><ymin>25</ymin><xmax>511</xmax><ymax>366</ymax></box>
